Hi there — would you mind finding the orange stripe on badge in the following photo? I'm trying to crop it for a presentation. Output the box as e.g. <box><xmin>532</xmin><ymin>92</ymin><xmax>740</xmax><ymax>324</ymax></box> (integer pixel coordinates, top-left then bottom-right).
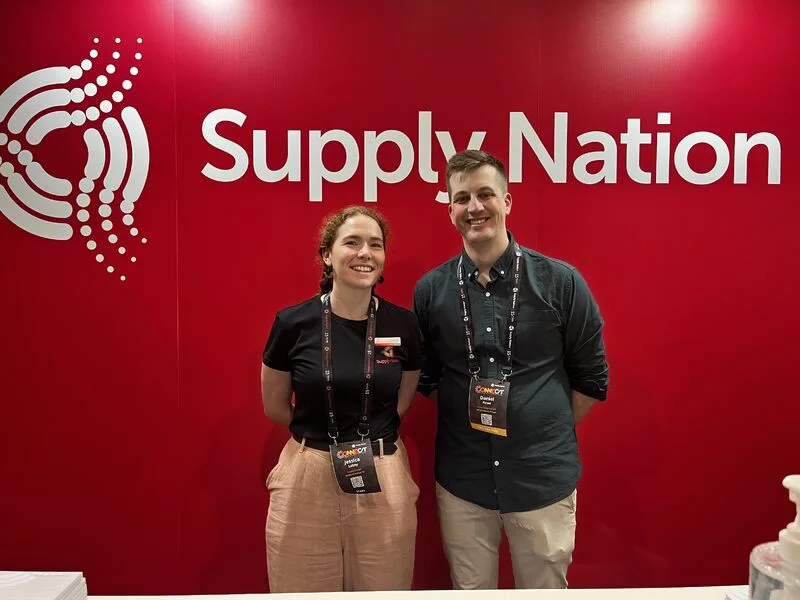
<box><xmin>470</xmin><ymin>423</ymin><xmax>508</xmax><ymax>437</ymax></box>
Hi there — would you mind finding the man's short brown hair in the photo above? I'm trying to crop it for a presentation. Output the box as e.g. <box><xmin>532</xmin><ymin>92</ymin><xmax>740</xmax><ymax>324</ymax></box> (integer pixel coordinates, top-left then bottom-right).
<box><xmin>445</xmin><ymin>150</ymin><xmax>508</xmax><ymax>200</ymax></box>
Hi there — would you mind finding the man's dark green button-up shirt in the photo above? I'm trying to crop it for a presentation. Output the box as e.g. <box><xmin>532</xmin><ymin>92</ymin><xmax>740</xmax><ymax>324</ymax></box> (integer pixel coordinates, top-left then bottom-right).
<box><xmin>413</xmin><ymin>233</ymin><xmax>609</xmax><ymax>513</ymax></box>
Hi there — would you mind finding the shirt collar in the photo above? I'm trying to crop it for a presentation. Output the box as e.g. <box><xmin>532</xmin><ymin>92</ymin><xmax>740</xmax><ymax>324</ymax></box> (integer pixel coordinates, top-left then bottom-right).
<box><xmin>459</xmin><ymin>232</ymin><xmax>517</xmax><ymax>281</ymax></box>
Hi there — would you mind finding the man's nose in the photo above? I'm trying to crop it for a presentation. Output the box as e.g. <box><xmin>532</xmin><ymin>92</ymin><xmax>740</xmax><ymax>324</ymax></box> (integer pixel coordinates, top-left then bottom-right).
<box><xmin>467</xmin><ymin>195</ymin><xmax>483</xmax><ymax>212</ymax></box>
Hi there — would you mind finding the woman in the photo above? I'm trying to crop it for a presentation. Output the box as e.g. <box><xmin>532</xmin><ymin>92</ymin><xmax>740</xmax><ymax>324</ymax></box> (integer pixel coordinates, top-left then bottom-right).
<box><xmin>260</xmin><ymin>206</ymin><xmax>421</xmax><ymax>592</ymax></box>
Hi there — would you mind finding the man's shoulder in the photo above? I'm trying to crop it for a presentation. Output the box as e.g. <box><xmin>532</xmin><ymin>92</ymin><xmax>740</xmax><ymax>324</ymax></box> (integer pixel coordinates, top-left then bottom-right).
<box><xmin>519</xmin><ymin>245</ymin><xmax>578</xmax><ymax>281</ymax></box>
<box><xmin>415</xmin><ymin>255</ymin><xmax>459</xmax><ymax>291</ymax></box>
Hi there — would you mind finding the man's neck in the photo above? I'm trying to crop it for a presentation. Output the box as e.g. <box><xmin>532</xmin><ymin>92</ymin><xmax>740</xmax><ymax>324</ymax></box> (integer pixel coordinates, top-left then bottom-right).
<box><xmin>464</xmin><ymin>233</ymin><xmax>510</xmax><ymax>280</ymax></box>
<box><xmin>329</xmin><ymin>285</ymin><xmax>373</xmax><ymax>320</ymax></box>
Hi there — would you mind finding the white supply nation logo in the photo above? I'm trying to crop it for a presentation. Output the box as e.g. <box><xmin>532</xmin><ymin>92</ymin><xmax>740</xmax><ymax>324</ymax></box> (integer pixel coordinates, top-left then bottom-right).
<box><xmin>0</xmin><ymin>37</ymin><xmax>149</xmax><ymax>281</ymax></box>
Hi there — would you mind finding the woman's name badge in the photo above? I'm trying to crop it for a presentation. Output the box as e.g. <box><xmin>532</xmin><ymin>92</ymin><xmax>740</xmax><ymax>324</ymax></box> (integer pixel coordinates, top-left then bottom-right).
<box><xmin>329</xmin><ymin>441</ymin><xmax>382</xmax><ymax>494</ymax></box>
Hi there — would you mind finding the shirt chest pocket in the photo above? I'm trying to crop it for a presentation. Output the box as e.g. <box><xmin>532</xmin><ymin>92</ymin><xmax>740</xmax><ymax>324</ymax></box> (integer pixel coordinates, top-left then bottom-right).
<box><xmin>513</xmin><ymin>308</ymin><xmax>562</xmax><ymax>365</ymax></box>
<box><xmin>374</xmin><ymin>343</ymin><xmax>402</xmax><ymax>365</ymax></box>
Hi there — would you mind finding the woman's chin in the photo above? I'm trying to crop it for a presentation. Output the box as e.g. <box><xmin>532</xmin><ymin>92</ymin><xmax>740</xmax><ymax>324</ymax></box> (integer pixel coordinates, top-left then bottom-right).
<box><xmin>337</xmin><ymin>277</ymin><xmax>379</xmax><ymax>290</ymax></box>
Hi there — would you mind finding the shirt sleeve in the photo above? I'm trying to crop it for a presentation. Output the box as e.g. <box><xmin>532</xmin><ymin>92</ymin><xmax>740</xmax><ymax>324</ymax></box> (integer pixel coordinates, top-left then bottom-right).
<box><xmin>413</xmin><ymin>278</ymin><xmax>443</xmax><ymax>396</ymax></box>
<box><xmin>262</xmin><ymin>313</ymin><xmax>294</xmax><ymax>372</ymax></box>
<box><xmin>563</xmin><ymin>268</ymin><xmax>609</xmax><ymax>400</ymax></box>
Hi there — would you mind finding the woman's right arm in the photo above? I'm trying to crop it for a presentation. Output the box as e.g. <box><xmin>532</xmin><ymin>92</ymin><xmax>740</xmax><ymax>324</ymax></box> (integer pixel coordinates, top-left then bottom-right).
<box><xmin>261</xmin><ymin>364</ymin><xmax>294</xmax><ymax>427</ymax></box>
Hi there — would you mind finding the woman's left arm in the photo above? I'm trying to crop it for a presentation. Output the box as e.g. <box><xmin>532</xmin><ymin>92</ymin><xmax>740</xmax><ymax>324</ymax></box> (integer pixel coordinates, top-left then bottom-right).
<box><xmin>397</xmin><ymin>369</ymin><xmax>421</xmax><ymax>419</ymax></box>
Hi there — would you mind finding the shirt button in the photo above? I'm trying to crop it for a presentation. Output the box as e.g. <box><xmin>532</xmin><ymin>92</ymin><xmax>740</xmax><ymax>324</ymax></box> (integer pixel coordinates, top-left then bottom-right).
<box><xmin>493</xmin><ymin>460</ymin><xmax>500</xmax><ymax>467</ymax></box>
<box><xmin>500</xmin><ymin>270</ymin><xmax>505</xmax><ymax>275</ymax></box>
<box><xmin>485</xmin><ymin>292</ymin><xmax>491</xmax><ymax>297</ymax></box>
<box><xmin>486</xmin><ymin>327</ymin><xmax>492</xmax><ymax>332</ymax></box>
<box><xmin>489</xmin><ymin>357</ymin><xmax>495</xmax><ymax>363</ymax></box>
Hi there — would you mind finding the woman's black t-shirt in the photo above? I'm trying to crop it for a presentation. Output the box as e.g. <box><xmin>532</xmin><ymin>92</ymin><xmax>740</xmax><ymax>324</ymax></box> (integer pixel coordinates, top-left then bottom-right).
<box><xmin>262</xmin><ymin>295</ymin><xmax>422</xmax><ymax>443</ymax></box>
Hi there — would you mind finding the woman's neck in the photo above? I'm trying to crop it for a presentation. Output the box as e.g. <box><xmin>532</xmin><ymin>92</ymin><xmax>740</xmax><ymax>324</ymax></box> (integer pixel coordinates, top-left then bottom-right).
<box><xmin>329</xmin><ymin>285</ymin><xmax>373</xmax><ymax>320</ymax></box>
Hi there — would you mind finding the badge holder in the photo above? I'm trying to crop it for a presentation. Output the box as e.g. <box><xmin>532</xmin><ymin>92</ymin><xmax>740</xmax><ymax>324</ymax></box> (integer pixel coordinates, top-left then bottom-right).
<box><xmin>459</xmin><ymin>247</ymin><xmax>523</xmax><ymax>438</ymax></box>
<box><xmin>329</xmin><ymin>422</ymin><xmax>381</xmax><ymax>494</ymax></box>
<box><xmin>321</xmin><ymin>295</ymin><xmax>382</xmax><ymax>494</ymax></box>
<box><xmin>468</xmin><ymin>367</ymin><xmax>510</xmax><ymax>437</ymax></box>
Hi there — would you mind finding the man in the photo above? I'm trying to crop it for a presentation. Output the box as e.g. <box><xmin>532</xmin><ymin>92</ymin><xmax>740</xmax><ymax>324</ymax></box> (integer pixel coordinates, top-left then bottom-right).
<box><xmin>413</xmin><ymin>149</ymin><xmax>609</xmax><ymax>590</ymax></box>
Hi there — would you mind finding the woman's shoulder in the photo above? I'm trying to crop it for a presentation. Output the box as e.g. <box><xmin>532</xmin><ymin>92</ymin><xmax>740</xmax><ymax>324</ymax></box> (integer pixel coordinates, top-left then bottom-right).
<box><xmin>376</xmin><ymin>296</ymin><xmax>419</xmax><ymax>326</ymax></box>
<box><xmin>274</xmin><ymin>295</ymin><xmax>322</xmax><ymax>325</ymax></box>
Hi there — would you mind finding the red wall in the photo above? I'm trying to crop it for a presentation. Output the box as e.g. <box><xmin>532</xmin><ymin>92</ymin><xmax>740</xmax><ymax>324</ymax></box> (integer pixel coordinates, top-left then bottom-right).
<box><xmin>1</xmin><ymin>0</ymin><xmax>798</xmax><ymax>594</ymax></box>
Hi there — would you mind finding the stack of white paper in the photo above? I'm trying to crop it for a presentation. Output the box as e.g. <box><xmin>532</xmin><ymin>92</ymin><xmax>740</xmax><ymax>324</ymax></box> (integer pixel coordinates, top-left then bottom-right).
<box><xmin>0</xmin><ymin>571</ymin><xmax>87</xmax><ymax>600</ymax></box>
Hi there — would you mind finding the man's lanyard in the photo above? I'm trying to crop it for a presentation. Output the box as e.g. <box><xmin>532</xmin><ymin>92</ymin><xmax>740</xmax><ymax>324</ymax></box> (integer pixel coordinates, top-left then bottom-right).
<box><xmin>456</xmin><ymin>245</ymin><xmax>523</xmax><ymax>380</ymax></box>
<box><xmin>321</xmin><ymin>293</ymin><xmax>377</xmax><ymax>443</ymax></box>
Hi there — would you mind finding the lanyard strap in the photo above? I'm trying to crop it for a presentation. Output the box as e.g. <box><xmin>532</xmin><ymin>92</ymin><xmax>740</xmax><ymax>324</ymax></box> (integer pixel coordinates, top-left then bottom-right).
<box><xmin>321</xmin><ymin>293</ymin><xmax>377</xmax><ymax>443</ymax></box>
<box><xmin>457</xmin><ymin>245</ymin><xmax>523</xmax><ymax>380</ymax></box>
